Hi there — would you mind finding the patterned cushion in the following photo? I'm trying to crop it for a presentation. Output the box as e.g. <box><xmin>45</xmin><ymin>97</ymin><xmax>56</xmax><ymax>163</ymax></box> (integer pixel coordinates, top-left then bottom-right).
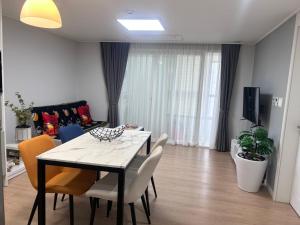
<box><xmin>42</xmin><ymin>112</ymin><xmax>59</xmax><ymax>137</ymax></box>
<box><xmin>77</xmin><ymin>105</ymin><xmax>92</xmax><ymax>125</ymax></box>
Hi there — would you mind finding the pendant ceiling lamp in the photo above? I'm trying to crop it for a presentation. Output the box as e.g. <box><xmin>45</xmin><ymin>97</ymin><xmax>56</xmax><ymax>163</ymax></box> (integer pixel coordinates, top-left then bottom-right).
<box><xmin>20</xmin><ymin>0</ymin><xmax>62</xmax><ymax>29</ymax></box>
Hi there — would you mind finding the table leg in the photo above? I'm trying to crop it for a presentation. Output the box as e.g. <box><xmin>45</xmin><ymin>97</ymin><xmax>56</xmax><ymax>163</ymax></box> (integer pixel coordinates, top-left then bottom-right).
<box><xmin>147</xmin><ymin>135</ymin><xmax>151</xmax><ymax>155</ymax></box>
<box><xmin>38</xmin><ymin>160</ymin><xmax>46</xmax><ymax>225</ymax></box>
<box><xmin>116</xmin><ymin>169</ymin><xmax>125</xmax><ymax>225</ymax></box>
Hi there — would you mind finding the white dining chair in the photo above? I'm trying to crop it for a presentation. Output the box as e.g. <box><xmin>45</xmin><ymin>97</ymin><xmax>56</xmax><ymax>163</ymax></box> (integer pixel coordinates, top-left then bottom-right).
<box><xmin>129</xmin><ymin>133</ymin><xmax>167</xmax><ymax>216</ymax></box>
<box><xmin>128</xmin><ymin>133</ymin><xmax>168</xmax><ymax>197</ymax></box>
<box><xmin>105</xmin><ymin>133</ymin><xmax>168</xmax><ymax>220</ymax></box>
<box><xmin>127</xmin><ymin>133</ymin><xmax>168</xmax><ymax>217</ymax></box>
<box><xmin>86</xmin><ymin>146</ymin><xmax>163</xmax><ymax>225</ymax></box>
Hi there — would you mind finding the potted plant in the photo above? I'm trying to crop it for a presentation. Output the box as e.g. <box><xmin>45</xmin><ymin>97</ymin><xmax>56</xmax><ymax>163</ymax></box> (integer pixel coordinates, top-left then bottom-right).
<box><xmin>236</xmin><ymin>127</ymin><xmax>273</xmax><ymax>192</ymax></box>
<box><xmin>5</xmin><ymin>92</ymin><xmax>34</xmax><ymax>142</ymax></box>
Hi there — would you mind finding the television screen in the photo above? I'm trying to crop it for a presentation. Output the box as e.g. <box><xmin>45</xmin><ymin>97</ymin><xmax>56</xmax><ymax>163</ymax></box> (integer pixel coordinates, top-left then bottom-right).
<box><xmin>243</xmin><ymin>87</ymin><xmax>260</xmax><ymax>125</ymax></box>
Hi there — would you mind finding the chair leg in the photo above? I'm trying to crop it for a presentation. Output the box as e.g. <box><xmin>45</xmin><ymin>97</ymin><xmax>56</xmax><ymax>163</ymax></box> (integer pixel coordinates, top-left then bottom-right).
<box><xmin>96</xmin><ymin>198</ymin><xmax>100</xmax><ymax>208</ymax></box>
<box><xmin>141</xmin><ymin>195</ymin><xmax>151</xmax><ymax>224</ymax></box>
<box><xmin>128</xmin><ymin>203</ymin><xmax>137</xmax><ymax>225</ymax></box>
<box><xmin>90</xmin><ymin>198</ymin><xmax>97</xmax><ymax>225</ymax></box>
<box><xmin>61</xmin><ymin>194</ymin><xmax>66</xmax><ymax>201</ymax></box>
<box><xmin>145</xmin><ymin>187</ymin><xmax>150</xmax><ymax>216</ymax></box>
<box><xmin>97</xmin><ymin>171</ymin><xmax>101</xmax><ymax>180</ymax></box>
<box><xmin>151</xmin><ymin>176</ymin><xmax>157</xmax><ymax>198</ymax></box>
<box><xmin>53</xmin><ymin>193</ymin><xmax>58</xmax><ymax>210</ymax></box>
<box><xmin>27</xmin><ymin>194</ymin><xmax>38</xmax><ymax>225</ymax></box>
<box><xmin>69</xmin><ymin>195</ymin><xmax>74</xmax><ymax>225</ymax></box>
<box><xmin>106</xmin><ymin>200</ymin><xmax>112</xmax><ymax>217</ymax></box>
<box><xmin>89</xmin><ymin>197</ymin><xmax>93</xmax><ymax>209</ymax></box>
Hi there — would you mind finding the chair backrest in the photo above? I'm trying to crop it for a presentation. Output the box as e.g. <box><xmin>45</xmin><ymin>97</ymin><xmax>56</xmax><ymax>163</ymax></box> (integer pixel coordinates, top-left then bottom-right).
<box><xmin>19</xmin><ymin>135</ymin><xmax>61</xmax><ymax>189</ymax></box>
<box><xmin>59</xmin><ymin>124</ymin><xmax>84</xmax><ymax>143</ymax></box>
<box><xmin>125</xmin><ymin>146</ymin><xmax>163</xmax><ymax>203</ymax></box>
<box><xmin>151</xmin><ymin>133</ymin><xmax>168</xmax><ymax>151</ymax></box>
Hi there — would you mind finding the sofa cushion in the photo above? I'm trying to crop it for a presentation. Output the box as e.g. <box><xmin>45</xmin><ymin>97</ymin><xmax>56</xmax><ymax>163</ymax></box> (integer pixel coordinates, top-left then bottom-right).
<box><xmin>61</xmin><ymin>108</ymin><xmax>80</xmax><ymax>125</ymax></box>
<box><xmin>42</xmin><ymin>112</ymin><xmax>59</xmax><ymax>137</ymax></box>
<box><xmin>52</xmin><ymin>109</ymin><xmax>66</xmax><ymax>127</ymax></box>
<box><xmin>78</xmin><ymin>105</ymin><xmax>92</xmax><ymax>125</ymax></box>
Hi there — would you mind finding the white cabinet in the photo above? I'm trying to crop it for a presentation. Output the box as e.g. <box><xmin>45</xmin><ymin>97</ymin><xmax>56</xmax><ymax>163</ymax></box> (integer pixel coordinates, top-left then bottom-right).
<box><xmin>291</xmin><ymin>134</ymin><xmax>300</xmax><ymax>216</ymax></box>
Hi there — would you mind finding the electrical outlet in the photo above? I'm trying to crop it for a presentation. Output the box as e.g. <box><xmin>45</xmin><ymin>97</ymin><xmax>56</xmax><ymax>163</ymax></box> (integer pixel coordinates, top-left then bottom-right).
<box><xmin>272</xmin><ymin>97</ymin><xmax>279</xmax><ymax>106</ymax></box>
<box><xmin>272</xmin><ymin>97</ymin><xmax>283</xmax><ymax>107</ymax></box>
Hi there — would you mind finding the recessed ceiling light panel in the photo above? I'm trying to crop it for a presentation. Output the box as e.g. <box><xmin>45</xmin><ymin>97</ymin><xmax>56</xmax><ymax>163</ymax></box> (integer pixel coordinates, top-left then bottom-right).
<box><xmin>117</xmin><ymin>19</ymin><xmax>164</xmax><ymax>31</ymax></box>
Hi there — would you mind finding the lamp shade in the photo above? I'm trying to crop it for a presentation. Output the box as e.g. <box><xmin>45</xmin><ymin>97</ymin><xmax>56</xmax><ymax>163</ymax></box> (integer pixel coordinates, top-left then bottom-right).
<box><xmin>20</xmin><ymin>0</ymin><xmax>62</xmax><ymax>29</ymax></box>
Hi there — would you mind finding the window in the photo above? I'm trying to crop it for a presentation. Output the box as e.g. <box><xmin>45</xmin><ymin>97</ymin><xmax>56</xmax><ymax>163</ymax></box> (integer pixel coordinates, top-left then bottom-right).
<box><xmin>119</xmin><ymin>43</ymin><xmax>221</xmax><ymax>148</ymax></box>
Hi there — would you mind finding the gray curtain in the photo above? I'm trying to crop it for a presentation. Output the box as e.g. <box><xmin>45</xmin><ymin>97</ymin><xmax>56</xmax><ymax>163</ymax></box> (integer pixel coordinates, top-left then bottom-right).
<box><xmin>216</xmin><ymin>44</ymin><xmax>241</xmax><ymax>152</ymax></box>
<box><xmin>100</xmin><ymin>42</ymin><xmax>130</xmax><ymax>128</ymax></box>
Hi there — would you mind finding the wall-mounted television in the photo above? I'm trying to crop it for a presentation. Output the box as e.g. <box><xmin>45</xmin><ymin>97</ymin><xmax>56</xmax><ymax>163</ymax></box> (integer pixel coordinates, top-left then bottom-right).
<box><xmin>243</xmin><ymin>87</ymin><xmax>260</xmax><ymax>125</ymax></box>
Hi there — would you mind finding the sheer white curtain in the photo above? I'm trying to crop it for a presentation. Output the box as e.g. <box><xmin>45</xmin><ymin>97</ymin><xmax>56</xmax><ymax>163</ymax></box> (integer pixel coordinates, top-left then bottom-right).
<box><xmin>119</xmin><ymin>43</ymin><xmax>221</xmax><ymax>148</ymax></box>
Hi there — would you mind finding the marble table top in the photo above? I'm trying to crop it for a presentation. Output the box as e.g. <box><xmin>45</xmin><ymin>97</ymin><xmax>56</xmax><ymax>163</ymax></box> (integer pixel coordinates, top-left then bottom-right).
<box><xmin>37</xmin><ymin>130</ymin><xmax>151</xmax><ymax>169</ymax></box>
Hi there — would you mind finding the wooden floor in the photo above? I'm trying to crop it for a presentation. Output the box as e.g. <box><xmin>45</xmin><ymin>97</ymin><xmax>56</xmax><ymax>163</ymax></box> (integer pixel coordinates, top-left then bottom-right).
<box><xmin>4</xmin><ymin>145</ymin><xmax>300</xmax><ymax>225</ymax></box>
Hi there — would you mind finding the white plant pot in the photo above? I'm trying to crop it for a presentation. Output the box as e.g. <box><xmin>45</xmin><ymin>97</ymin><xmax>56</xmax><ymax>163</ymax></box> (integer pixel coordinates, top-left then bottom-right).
<box><xmin>235</xmin><ymin>153</ymin><xmax>268</xmax><ymax>192</ymax></box>
<box><xmin>15</xmin><ymin>127</ymin><xmax>32</xmax><ymax>142</ymax></box>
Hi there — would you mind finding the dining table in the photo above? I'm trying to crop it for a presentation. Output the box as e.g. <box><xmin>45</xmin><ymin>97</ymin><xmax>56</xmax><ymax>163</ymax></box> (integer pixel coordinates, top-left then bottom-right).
<box><xmin>36</xmin><ymin>129</ymin><xmax>152</xmax><ymax>225</ymax></box>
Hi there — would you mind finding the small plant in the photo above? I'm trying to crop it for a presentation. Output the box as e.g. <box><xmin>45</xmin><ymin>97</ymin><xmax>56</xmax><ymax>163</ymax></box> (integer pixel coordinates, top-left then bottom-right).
<box><xmin>238</xmin><ymin>127</ymin><xmax>273</xmax><ymax>161</ymax></box>
<box><xmin>5</xmin><ymin>92</ymin><xmax>34</xmax><ymax>128</ymax></box>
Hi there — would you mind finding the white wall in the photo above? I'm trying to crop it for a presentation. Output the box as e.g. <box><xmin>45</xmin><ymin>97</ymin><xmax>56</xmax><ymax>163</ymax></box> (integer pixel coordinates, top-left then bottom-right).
<box><xmin>76</xmin><ymin>43</ymin><xmax>108</xmax><ymax>121</ymax></box>
<box><xmin>2</xmin><ymin>18</ymin><xmax>109</xmax><ymax>143</ymax></box>
<box><xmin>275</xmin><ymin>13</ymin><xmax>300</xmax><ymax>203</ymax></box>
<box><xmin>0</xmin><ymin>0</ymin><xmax>6</xmax><ymax>223</ymax></box>
<box><xmin>252</xmin><ymin>16</ymin><xmax>296</xmax><ymax>196</ymax></box>
<box><xmin>228</xmin><ymin>45</ymin><xmax>255</xmax><ymax>141</ymax></box>
<box><xmin>3</xmin><ymin>17</ymin><xmax>79</xmax><ymax>143</ymax></box>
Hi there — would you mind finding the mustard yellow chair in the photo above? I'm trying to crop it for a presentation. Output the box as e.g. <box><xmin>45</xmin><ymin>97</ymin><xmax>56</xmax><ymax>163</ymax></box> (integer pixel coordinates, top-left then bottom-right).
<box><xmin>19</xmin><ymin>135</ymin><xmax>96</xmax><ymax>225</ymax></box>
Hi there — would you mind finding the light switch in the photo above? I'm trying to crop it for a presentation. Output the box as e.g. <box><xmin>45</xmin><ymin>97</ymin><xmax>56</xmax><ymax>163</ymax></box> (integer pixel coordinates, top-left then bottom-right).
<box><xmin>278</xmin><ymin>97</ymin><xmax>283</xmax><ymax>108</ymax></box>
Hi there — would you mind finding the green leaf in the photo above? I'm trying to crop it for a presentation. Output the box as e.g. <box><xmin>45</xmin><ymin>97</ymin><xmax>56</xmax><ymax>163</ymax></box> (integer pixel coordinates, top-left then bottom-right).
<box><xmin>254</xmin><ymin>127</ymin><xmax>268</xmax><ymax>140</ymax></box>
<box><xmin>5</xmin><ymin>92</ymin><xmax>34</xmax><ymax>126</ymax></box>
<box><xmin>238</xmin><ymin>127</ymin><xmax>274</xmax><ymax>157</ymax></box>
<box><xmin>239</xmin><ymin>135</ymin><xmax>254</xmax><ymax>152</ymax></box>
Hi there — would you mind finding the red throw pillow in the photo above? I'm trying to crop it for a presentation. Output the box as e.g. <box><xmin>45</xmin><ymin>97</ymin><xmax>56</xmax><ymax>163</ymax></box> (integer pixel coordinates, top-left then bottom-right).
<box><xmin>77</xmin><ymin>105</ymin><xmax>92</xmax><ymax>125</ymax></box>
<box><xmin>42</xmin><ymin>112</ymin><xmax>59</xmax><ymax>136</ymax></box>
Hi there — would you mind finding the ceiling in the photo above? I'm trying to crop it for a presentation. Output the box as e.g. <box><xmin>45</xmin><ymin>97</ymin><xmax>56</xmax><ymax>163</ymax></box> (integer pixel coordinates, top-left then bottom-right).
<box><xmin>3</xmin><ymin>0</ymin><xmax>300</xmax><ymax>44</ymax></box>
